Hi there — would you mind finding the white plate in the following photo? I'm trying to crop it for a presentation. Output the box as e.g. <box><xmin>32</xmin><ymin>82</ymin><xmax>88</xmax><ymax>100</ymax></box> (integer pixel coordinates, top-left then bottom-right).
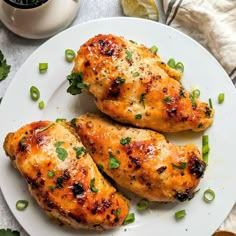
<box><xmin>0</xmin><ymin>17</ymin><xmax>235</xmax><ymax>236</ymax></box>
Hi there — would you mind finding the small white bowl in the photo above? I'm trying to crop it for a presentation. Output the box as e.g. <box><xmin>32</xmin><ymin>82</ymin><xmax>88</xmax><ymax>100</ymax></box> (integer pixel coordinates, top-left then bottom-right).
<box><xmin>0</xmin><ymin>0</ymin><xmax>80</xmax><ymax>39</ymax></box>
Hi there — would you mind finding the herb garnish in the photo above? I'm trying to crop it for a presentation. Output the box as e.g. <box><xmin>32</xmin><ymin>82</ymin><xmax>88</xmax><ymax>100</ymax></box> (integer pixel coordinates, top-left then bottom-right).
<box><xmin>120</xmin><ymin>137</ymin><xmax>131</xmax><ymax>145</ymax></box>
<box><xmin>0</xmin><ymin>229</ymin><xmax>20</xmax><ymax>236</ymax></box>
<box><xmin>0</xmin><ymin>50</ymin><xmax>11</xmax><ymax>81</ymax></box>
<box><xmin>67</xmin><ymin>72</ymin><xmax>88</xmax><ymax>95</ymax></box>
<box><xmin>47</xmin><ymin>170</ymin><xmax>55</xmax><ymax>178</ymax></box>
<box><xmin>172</xmin><ymin>162</ymin><xmax>187</xmax><ymax>170</ymax></box>
<box><xmin>132</xmin><ymin>72</ymin><xmax>140</xmax><ymax>77</ymax></box>
<box><xmin>109</xmin><ymin>152</ymin><xmax>120</xmax><ymax>169</ymax></box>
<box><xmin>55</xmin><ymin>142</ymin><xmax>68</xmax><ymax>161</ymax></box>
<box><xmin>135</xmin><ymin>114</ymin><xmax>142</xmax><ymax>119</ymax></box>
<box><xmin>163</xmin><ymin>96</ymin><xmax>172</xmax><ymax>104</ymax></box>
<box><xmin>115</xmin><ymin>76</ymin><xmax>126</xmax><ymax>84</ymax></box>
<box><xmin>90</xmin><ymin>178</ymin><xmax>98</xmax><ymax>193</ymax></box>
<box><xmin>139</xmin><ymin>93</ymin><xmax>146</xmax><ymax>108</ymax></box>
<box><xmin>125</xmin><ymin>50</ymin><xmax>133</xmax><ymax>62</ymax></box>
<box><xmin>37</xmin><ymin>123</ymin><xmax>55</xmax><ymax>133</ymax></box>
<box><xmin>73</xmin><ymin>147</ymin><xmax>88</xmax><ymax>159</ymax></box>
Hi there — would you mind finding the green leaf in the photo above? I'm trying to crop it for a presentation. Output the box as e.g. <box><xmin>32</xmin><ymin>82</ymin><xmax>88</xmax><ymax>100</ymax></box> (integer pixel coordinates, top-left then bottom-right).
<box><xmin>120</xmin><ymin>137</ymin><xmax>131</xmax><ymax>145</ymax></box>
<box><xmin>66</xmin><ymin>72</ymin><xmax>88</xmax><ymax>95</ymax></box>
<box><xmin>0</xmin><ymin>50</ymin><xmax>11</xmax><ymax>81</ymax></box>
<box><xmin>109</xmin><ymin>152</ymin><xmax>120</xmax><ymax>169</ymax></box>
<box><xmin>90</xmin><ymin>178</ymin><xmax>98</xmax><ymax>193</ymax></box>
<box><xmin>73</xmin><ymin>147</ymin><xmax>87</xmax><ymax>159</ymax></box>
<box><xmin>56</xmin><ymin>147</ymin><xmax>68</xmax><ymax>161</ymax></box>
<box><xmin>0</xmin><ymin>229</ymin><xmax>20</xmax><ymax>236</ymax></box>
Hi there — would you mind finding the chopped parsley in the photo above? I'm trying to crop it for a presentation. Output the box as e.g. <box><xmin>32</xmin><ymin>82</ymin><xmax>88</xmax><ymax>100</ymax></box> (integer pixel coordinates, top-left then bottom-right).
<box><xmin>71</xmin><ymin>118</ymin><xmax>77</xmax><ymax>126</ymax></box>
<box><xmin>54</xmin><ymin>141</ymin><xmax>64</xmax><ymax>148</ymax></box>
<box><xmin>109</xmin><ymin>152</ymin><xmax>120</xmax><ymax>169</ymax></box>
<box><xmin>55</xmin><ymin>143</ymin><xmax>68</xmax><ymax>161</ymax></box>
<box><xmin>179</xmin><ymin>87</ymin><xmax>186</xmax><ymax>98</ymax></box>
<box><xmin>0</xmin><ymin>50</ymin><xmax>11</xmax><ymax>81</ymax></box>
<box><xmin>135</xmin><ymin>114</ymin><xmax>142</xmax><ymax>119</ymax></box>
<box><xmin>172</xmin><ymin>162</ymin><xmax>187</xmax><ymax>170</ymax></box>
<box><xmin>120</xmin><ymin>137</ymin><xmax>131</xmax><ymax>145</ymax></box>
<box><xmin>0</xmin><ymin>229</ymin><xmax>20</xmax><ymax>236</ymax></box>
<box><xmin>67</xmin><ymin>72</ymin><xmax>88</xmax><ymax>95</ymax></box>
<box><xmin>90</xmin><ymin>178</ymin><xmax>98</xmax><ymax>193</ymax></box>
<box><xmin>115</xmin><ymin>208</ymin><xmax>121</xmax><ymax>216</ymax></box>
<box><xmin>115</xmin><ymin>76</ymin><xmax>126</xmax><ymax>84</ymax></box>
<box><xmin>132</xmin><ymin>72</ymin><xmax>140</xmax><ymax>77</ymax></box>
<box><xmin>47</xmin><ymin>170</ymin><xmax>55</xmax><ymax>178</ymax></box>
<box><xmin>139</xmin><ymin>93</ymin><xmax>146</xmax><ymax>108</ymax></box>
<box><xmin>163</xmin><ymin>96</ymin><xmax>172</xmax><ymax>104</ymax></box>
<box><xmin>73</xmin><ymin>147</ymin><xmax>88</xmax><ymax>159</ymax></box>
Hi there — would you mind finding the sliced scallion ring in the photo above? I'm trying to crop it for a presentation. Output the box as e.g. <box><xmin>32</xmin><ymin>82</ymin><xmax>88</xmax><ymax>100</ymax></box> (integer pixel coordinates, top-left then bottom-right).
<box><xmin>175</xmin><ymin>62</ymin><xmax>184</xmax><ymax>72</ymax></box>
<box><xmin>150</xmin><ymin>45</ymin><xmax>158</xmax><ymax>54</ymax></box>
<box><xmin>137</xmin><ymin>199</ymin><xmax>149</xmax><ymax>211</ymax></box>
<box><xmin>16</xmin><ymin>200</ymin><xmax>29</xmax><ymax>211</ymax></box>
<box><xmin>218</xmin><ymin>93</ymin><xmax>224</xmax><ymax>104</ymax></box>
<box><xmin>38</xmin><ymin>100</ymin><xmax>45</xmax><ymax>109</ymax></box>
<box><xmin>65</xmin><ymin>49</ymin><xmax>76</xmax><ymax>62</ymax></box>
<box><xmin>123</xmin><ymin>213</ymin><xmax>135</xmax><ymax>225</ymax></box>
<box><xmin>209</xmin><ymin>98</ymin><xmax>213</xmax><ymax>108</ymax></box>
<box><xmin>203</xmin><ymin>189</ymin><xmax>215</xmax><ymax>202</ymax></box>
<box><xmin>175</xmin><ymin>209</ymin><xmax>186</xmax><ymax>219</ymax></box>
<box><xmin>167</xmin><ymin>58</ymin><xmax>176</xmax><ymax>68</ymax></box>
<box><xmin>30</xmin><ymin>86</ymin><xmax>40</xmax><ymax>101</ymax></box>
<box><xmin>192</xmin><ymin>89</ymin><xmax>200</xmax><ymax>98</ymax></box>
<box><xmin>39</xmin><ymin>63</ymin><xmax>48</xmax><ymax>73</ymax></box>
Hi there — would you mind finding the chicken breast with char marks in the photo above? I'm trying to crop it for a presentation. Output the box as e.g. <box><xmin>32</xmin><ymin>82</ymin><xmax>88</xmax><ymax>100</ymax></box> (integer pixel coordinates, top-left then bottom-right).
<box><xmin>68</xmin><ymin>34</ymin><xmax>214</xmax><ymax>132</ymax></box>
<box><xmin>73</xmin><ymin>113</ymin><xmax>206</xmax><ymax>202</ymax></box>
<box><xmin>3</xmin><ymin>121</ymin><xmax>129</xmax><ymax>230</ymax></box>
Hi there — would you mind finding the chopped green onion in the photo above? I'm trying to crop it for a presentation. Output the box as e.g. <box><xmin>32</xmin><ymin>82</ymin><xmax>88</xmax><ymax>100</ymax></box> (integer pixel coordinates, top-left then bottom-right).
<box><xmin>71</xmin><ymin>118</ymin><xmax>77</xmax><ymax>126</ymax></box>
<box><xmin>133</xmin><ymin>72</ymin><xmax>140</xmax><ymax>77</ymax></box>
<box><xmin>120</xmin><ymin>137</ymin><xmax>131</xmax><ymax>145</ymax></box>
<box><xmin>116</xmin><ymin>77</ymin><xmax>126</xmax><ymax>84</ymax></box>
<box><xmin>16</xmin><ymin>200</ymin><xmax>29</xmax><ymax>211</ymax></box>
<box><xmin>150</xmin><ymin>45</ymin><xmax>158</xmax><ymax>53</ymax></box>
<box><xmin>97</xmin><ymin>164</ymin><xmax>104</xmax><ymax>173</ymax></box>
<box><xmin>123</xmin><ymin>213</ymin><xmax>135</xmax><ymax>225</ymax></box>
<box><xmin>175</xmin><ymin>210</ymin><xmax>186</xmax><ymax>219</ymax></box>
<box><xmin>172</xmin><ymin>162</ymin><xmax>186</xmax><ymax>170</ymax></box>
<box><xmin>218</xmin><ymin>93</ymin><xmax>224</xmax><ymax>104</ymax></box>
<box><xmin>65</xmin><ymin>49</ymin><xmax>76</xmax><ymax>62</ymax></box>
<box><xmin>115</xmin><ymin>208</ymin><xmax>121</xmax><ymax>216</ymax></box>
<box><xmin>109</xmin><ymin>152</ymin><xmax>120</xmax><ymax>169</ymax></box>
<box><xmin>30</xmin><ymin>86</ymin><xmax>40</xmax><ymax>101</ymax></box>
<box><xmin>175</xmin><ymin>62</ymin><xmax>184</xmax><ymax>72</ymax></box>
<box><xmin>125</xmin><ymin>50</ymin><xmax>133</xmax><ymax>62</ymax></box>
<box><xmin>139</xmin><ymin>93</ymin><xmax>146</xmax><ymax>108</ymax></box>
<box><xmin>37</xmin><ymin>123</ymin><xmax>55</xmax><ymax>133</ymax></box>
<box><xmin>90</xmin><ymin>178</ymin><xmax>98</xmax><ymax>193</ymax></box>
<box><xmin>135</xmin><ymin>114</ymin><xmax>142</xmax><ymax>119</ymax></box>
<box><xmin>203</xmin><ymin>189</ymin><xmax>215</xmax><ymax>202</ymax></box>
<box><xmin>163</xmin><ymin>96</ymin><xmax>172</xmax><ymax>104</ymax></box>
<box><xmin>167</xmin><ymin>58</ymin><xmax>176</xmax><ymax>68</ymax></box>
<box><xmin>39</xmin><ymin>63</ymin><xmax>48</xmax><ymax>73</ymax></box>
<box><xmin>38</xmin><ymin>100</ymin><xmax>45</xmax><ymax>109</ymax></box>
<box><xmin>209</xmin><ymin>98</ymin><xmax>213</xmax><ymax>109</ymax></box>
<box><xmin>202</xmin><ymin>135</ymin><xmax>210</xmax><ymax>164</ymax></box>
<box><xmin>47</xmin><ymin>170</ymin><xmax>55</xmax><ymax>178</ymax></box>
<box><xmin>192</xmin><ymin>89</ymin><xmax>200</xmax><ymax>98</ymax></box>
<box><xmin>56</xmin><ymin>118</ymin><xmax>67</xmax><ymax>123</ymax></box>
<box><xmin>137</xmin><ymin>199</ymin><xmax>149</xmax><ymax>211</ymax></box>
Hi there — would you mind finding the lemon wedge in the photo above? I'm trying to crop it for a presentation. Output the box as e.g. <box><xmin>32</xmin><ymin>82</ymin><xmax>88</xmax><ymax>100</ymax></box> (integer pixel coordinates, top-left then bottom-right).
<box><xmin>121</xmin><ymin>0</ymin><xmax>159</xmax><ymax>21</ymax></box>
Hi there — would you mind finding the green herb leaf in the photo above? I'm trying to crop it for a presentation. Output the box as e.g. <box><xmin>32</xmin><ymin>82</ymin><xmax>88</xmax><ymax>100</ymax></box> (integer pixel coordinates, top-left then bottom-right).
<box><xmin>150</xmin><ymin>45</ymin><xmax>158</xmax><ymax>54</ymax></box>
<box><xmin>90</xmin><ymin>178</ymin><xmax>98</xmax><ymax>193</ymax></box>
<box><xmin>123</xmin><ymin>213</ymin><xmax>135</xmax><ymax>225</ymax></box>
<box><xmin>56</xmin><ymin>147</ymin><xmax>68</xmax><ymax>161</ymax></box>
<box><xmin>120</xmin><ymin>137</ymin><xmax>131</xmax><ymax>145</ymax></box>
<box><xmin>172</xmin><ymin>162</ymin><xmax>187</xmax><ymax>170</ymax></box>
<box><xmin>67</xmin><ymin>72</ymin><xmax>88</xmax><ymax>95</ymax></box>
<box><xmin>135</xmin><ymin>114</ymin><xmax>142</xmax><ymax>119</ymax></box>
<box><xmin>37</xmin><ymin>123</ymin><xmax>55</xmax><ymax>133</ymax></box>
<box><xmin>139</xmin><ymin>93</ymin><xmax>146</xmax><ymax>108</ymax></box>
<box><xmin>115</xmin><ymin>208</ymin><xmax>121</xmax><ymax>216</ymax></box>
<box><xmin>109</xmin><ymin>152</ymin><xmax>120</xmax><ymax>169</ymax></box>
<box><xmin>20</xmin><ymin>137</ymin><xmax>26</xmax><ymax>146</ymax></box>
<box><xmin>54</xmin><ymin>141</ymin><xmax>64</xmax><ymax>148</ymax></box>
<box><xmin>132</xmin><ymin>72</ymin><xmax>140</xmax><ymax>77</ymax></box>
<box><xmin>0</xmin><ymin>50</ymin><xmax>11</xmax><ymax>81</ymax></box>
<box><xmin>179</xmin><ymin>87</ymin><xmax>186</xmax><ymax>98</ymax></box>
<box><xmin>116</xmin><ymin>76</ymin><xmax>126</xmax><ymax>84</ymax></box>
<box><xmin>97</xmin><ymin>164</ymin><xmax>104</xmax><ymax>173</ymax></box>
<box><xmin>0</xmin><ymin>229</ymin><xmax>20</xmax><ymax>236</ymax></box>
<box><xmin>71</xmin><ymin>118</ymin><xmax>77</xmax><ymax>126</ymax></box>
<box><xmin>73</xmin><ymin>147</ymin><xmax>88</xmax><ymax>159</ymax></box>
<box><xmin>125</xmin><ymin>50</ymin><xmax>133</xmax><ymax>62</ymax></box>
<box><xmin>136</xmin><ymin>199</ymin><xmax>149</xmax><ymax>211</ymax></box>
<box><xmin>47</xmin><ymin>170</ymin><xmax>55</xmax><ymax>178</ymax></box>
<box><xmin>55</xmin><ymin>118</ymin><xmax>67</xmax><ymax>123</ymax></box>
<box><xmin>163</xmin><ymin>96</ymin><xmax>172</xmax><ymax>104</ymax></box>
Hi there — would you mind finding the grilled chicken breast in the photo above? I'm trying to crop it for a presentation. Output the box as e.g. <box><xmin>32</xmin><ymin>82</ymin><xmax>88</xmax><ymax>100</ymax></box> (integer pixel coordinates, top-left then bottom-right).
<box><xmin>3</xmin><ymin>121</ymin><xmax>129</xmax><ymax>230</ymax></box>
<box><xmin>74</xmin><ymin>113</ymin><xmax>206</xmax><ymax>202</ymax></box>
<box><xmin>69</xmin><ymin>34</ymin><xmax>214</xmax><ymax>132</ymax></box>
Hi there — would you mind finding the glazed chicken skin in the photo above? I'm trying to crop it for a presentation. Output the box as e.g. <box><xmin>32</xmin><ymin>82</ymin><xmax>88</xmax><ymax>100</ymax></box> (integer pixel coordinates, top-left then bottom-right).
<box><xmin>69</xmin><ymin>34</ymin><xmax>214</xmax><ymax>132</ymax></box>
<box><xmin>73</xmin><ymin>113</ymin><xmax>206</xmax><ymax>202</ymax></box>
<box><xmin>3</xmin><ymin>121</ymin><xmax>129</xmax><ymax>230</ymax></box>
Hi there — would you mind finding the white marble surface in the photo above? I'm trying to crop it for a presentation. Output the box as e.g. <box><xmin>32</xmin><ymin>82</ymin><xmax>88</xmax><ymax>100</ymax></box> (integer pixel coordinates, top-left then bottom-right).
<box><xmin>0</xmin><ymin>0</ymin><xmax>165</xmax><ymax>235</ymax></box>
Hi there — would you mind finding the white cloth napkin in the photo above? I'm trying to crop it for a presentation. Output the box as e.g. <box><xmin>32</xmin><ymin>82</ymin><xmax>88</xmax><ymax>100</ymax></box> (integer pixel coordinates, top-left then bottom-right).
<box><xmin>163</xmin><ymin>0</ymin><xmax>236</xmax><ymax>86</ymax></box>
<box><xmin>163</xmin><ymin>0</ymin><xmax>236</xmax><ymax>233</ymax></box>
